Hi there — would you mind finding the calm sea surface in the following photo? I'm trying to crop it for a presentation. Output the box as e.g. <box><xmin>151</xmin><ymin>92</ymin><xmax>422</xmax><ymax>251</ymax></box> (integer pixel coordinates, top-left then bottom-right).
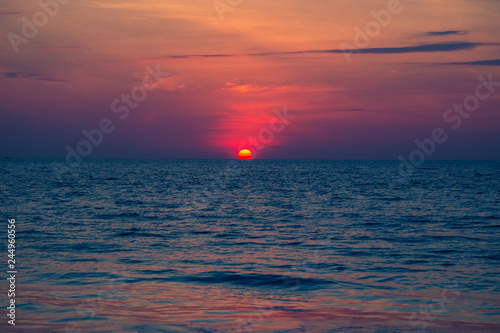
<box><xmin>1</xmin><ymin>160</ymin><xmax>499</xmax><ymax>332</ymax></box>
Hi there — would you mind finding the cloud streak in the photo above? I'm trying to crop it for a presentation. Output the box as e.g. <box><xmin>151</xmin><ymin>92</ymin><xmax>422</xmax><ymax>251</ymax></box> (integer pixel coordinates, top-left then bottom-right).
<box><xmin>445</xmin><ymin>59</ymin><xmax>500</xmax><ymax>66</ymax></box>
<box><xmin>426</xmin><ymin>31</ymin><xmax>468</xmax><ymax>36</ymax></box>
<box><xmin>159</xmin><ymin>42</ymin><xmax>488</xmax><ymax>60</ymax></box>
<box><xmin>0</xmin><ymin>10</ymin><xmax>21</xmax><ymax>15</ymax></box>
<box><xmin>3</xmin><ymin>72</ymin><xmax>68</xmax><ymax>82</ymax></box>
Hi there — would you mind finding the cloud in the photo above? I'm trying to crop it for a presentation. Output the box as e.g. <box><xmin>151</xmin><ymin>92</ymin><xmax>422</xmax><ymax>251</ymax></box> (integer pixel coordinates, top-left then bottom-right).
<box><xmin>334</xmin><ymin>108</ymin><xmax>366</xmax><ymax>112</ymax></box>
<box><xmin>426</xmin><ymin>31</ymin><xmax>468</xmax><ymax>36</ymax></box>
<box><xmin>217</xmin><ymin>81</ymin><xmax>340</xmax><ymax>95</ymax></box>
<box><xmin>0</xmin><ymin>10</ymin><xmax>21</xmax><ymax>15</ymax></box>
<box><xmin>3</xmin><ymin>72</ymin><xmax>68</xmax><ymax>82</ymax></box>
<box><xmin>4</xmin><ymin>72</ymin><xmax>38</xmax><ymax>79</ymax></box>
<box><xmin>445</xmin><ymin>59</ymin><xmax>500</xmax><ymax>66</ymax></box>
<box><xmin>223</xmin><ymin>83</ymin><xmax>268</xmax><ymax>93</ymax></box>
<box><xmin>158</xmin><ymin>42</ymin><xmax>487</xmax><ymax>59</ymax></box>
<box><xmin>37</xmin><ymin>77</ymin><xmax>69</xmax><ymax>82</ymax></box>
<box><xmin>167</xmin><ymin>54</ymin><xmax>232</xmax><ymax>59</ymax></box>
<box><xmin>307</xmin><ymin>41</ymin><xmax>482</xmax><ymax>55</ymax></box>
<box><xmin>36</xmin><ymin>46</ymin><xmax>85</xmax><ymax>50</ymax></box>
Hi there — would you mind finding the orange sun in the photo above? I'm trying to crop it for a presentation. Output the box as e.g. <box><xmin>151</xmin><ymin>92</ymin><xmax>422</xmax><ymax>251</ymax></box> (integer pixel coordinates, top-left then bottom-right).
<box><xmin>238</xmin><ymin>149</ymin><xmax>252</xmax><ymax>160</ymax></box>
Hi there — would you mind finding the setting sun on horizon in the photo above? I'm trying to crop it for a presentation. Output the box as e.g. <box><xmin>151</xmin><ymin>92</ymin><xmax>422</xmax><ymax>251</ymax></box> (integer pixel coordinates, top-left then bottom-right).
<box><xmin>238</xmin><ymin>149</ymin><xmax>252</xmax><ymax>160</ymax></box>
<box><xmin>1</xmin><ymin>0</ymin><xmax>499</xmax><ymax>332</ymax></box>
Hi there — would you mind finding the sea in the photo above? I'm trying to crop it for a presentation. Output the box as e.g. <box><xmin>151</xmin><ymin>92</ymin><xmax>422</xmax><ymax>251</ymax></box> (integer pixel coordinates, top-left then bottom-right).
<box><xmin>1</xmin><ymin>159</ymin><xmax>499</xmax><ymax>332</ymax></box>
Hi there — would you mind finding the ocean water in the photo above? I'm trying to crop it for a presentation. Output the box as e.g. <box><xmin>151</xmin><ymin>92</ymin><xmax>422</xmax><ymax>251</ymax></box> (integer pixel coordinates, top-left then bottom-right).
<box><xmin>1</xmin><ymin>159</ymin><xmax>499</xmax><ymax>333</ymax></box>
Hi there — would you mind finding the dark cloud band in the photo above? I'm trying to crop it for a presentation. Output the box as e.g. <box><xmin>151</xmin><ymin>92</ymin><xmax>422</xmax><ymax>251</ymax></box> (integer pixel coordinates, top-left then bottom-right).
<box><xmin>445</xmin><ymin>59</ymin><xmax>500</xmax><ymax>66</ymax></box>
<box><xmin>426</xmin><ymin>31</ymin><xmax>468</xmax><ymax>36</ymax></box>
<box><xmin>162</xmin><ymin>41</ymin><xmax>486</xmax><ymax>59</ymax></box>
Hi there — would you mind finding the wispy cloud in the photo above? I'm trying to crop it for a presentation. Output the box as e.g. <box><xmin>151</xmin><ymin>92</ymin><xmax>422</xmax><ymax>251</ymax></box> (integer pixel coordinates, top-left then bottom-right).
<box><xmin>307</xmin><ymin>41</ymin><xmax>482</xmax><ymax>55</ymax></box>
<box><xmin>36</xmin><ymin>46</ymin><xmax>85</xmax><ymax>50</ymax></box>
<box><xmin>4</xmin><ymin>72</ymin><xmax>37</xmax><ymax>79</ymax></box>
<box><xmin>334</xmin><ymin>108</ymin><xmax>366</xmax><ymax>112</ymax></box>
<box><xmin>426</xmin><ymin>31</ymin><xmax>468</xmax><ymax>36</ymax></box>
<box><xmin>0</xmin><ymin>10</ymin><xmax>21</xmax><ymax>15</ymax></box>
<box><xmin>157</xmin><ymin>42</ymin><xmax>487</xmax><ymax>59</ymax></box>
<box><xmin>3</xmin><ymin>72</ymin><xmax>68</xmax><ymax>82</ymax></box>
<box><xmin>445</xmin><ymin>59</ymin><xmax>500</xmax><ymax>66</ymax></box>
<box><xmin>167</xmin><ymin>54</ymin><xmax>232</xmax><ymax>59</ymax></box>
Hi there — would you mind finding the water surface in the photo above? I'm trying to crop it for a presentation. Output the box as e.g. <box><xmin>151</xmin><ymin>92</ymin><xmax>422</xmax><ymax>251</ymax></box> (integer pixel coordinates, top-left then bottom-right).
<box><xmin>1</xmin><ymin>160</ymin><xmax>499</xmax><ymax>332</ymax></box>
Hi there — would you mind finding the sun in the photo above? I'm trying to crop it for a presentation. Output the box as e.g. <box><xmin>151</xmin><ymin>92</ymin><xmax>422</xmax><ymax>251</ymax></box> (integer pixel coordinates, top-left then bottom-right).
<box><xmin>238</xmin><ymin>149</ymin><xmax>252</xmax><ymax>160</ymax></box>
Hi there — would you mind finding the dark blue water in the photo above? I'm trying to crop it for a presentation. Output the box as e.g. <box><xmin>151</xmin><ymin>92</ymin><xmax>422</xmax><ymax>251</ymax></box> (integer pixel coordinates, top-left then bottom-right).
<box><xmin>1</xmin><ymin>160</ymin><xmax>499</xmax><ymax>332</ymax></box>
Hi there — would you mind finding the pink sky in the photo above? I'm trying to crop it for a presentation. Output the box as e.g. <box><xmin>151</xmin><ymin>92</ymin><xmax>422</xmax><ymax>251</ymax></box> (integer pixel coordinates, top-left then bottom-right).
<box><xmin>1</xmin><ymin>0</ymin><xmax>499</xmax><ymax>159</ymax></box>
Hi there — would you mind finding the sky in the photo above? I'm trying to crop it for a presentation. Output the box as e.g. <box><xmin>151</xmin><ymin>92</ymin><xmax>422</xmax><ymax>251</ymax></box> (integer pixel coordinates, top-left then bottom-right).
<box><xmin>0</xmin><ymin>0</ymin><xmax>499</xmax><ymax>159</ymax></box>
